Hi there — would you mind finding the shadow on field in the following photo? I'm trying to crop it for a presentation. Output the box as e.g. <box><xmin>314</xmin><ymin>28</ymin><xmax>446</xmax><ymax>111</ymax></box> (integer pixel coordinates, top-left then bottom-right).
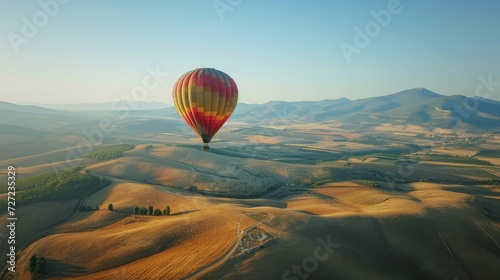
<box><xmin>443</xmin><ymin>185</ymin><xmax>498</xmax><ymax>196</ymax></box>
<box><xmin>40</xmin><ymin>259</ymin><xmax>87</xmax><ymax>278</ymax></box>
<box><xmin>170</xmin><ymin>209</ymin><xmax>199</xmax><ymax>216</ymax></box>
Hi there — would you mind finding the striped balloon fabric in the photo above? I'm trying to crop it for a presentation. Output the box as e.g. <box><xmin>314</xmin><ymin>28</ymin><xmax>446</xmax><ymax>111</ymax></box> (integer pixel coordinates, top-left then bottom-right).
<box><xmin>172</xmin><ymin>68</ymin><xmax>238</xmax><ymax>150</ymax></box>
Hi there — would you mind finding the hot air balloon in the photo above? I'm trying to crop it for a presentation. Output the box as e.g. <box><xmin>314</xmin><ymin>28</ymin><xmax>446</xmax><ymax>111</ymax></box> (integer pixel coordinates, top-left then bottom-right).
<box><xmin>172</xmin><ymin>68</ymin><xmax>238</xmax><ymax>151</ymax></box>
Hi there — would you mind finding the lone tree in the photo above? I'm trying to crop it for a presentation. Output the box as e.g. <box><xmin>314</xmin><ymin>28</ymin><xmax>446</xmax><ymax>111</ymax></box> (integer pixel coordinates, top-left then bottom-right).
<box><xmin>29</xmin><ymin>255</ymin><xmax>45</xmax><ymax>273</ymax></box>
<box><xmin>29</xmin><ymin>255</ymin><xmax>37</xmax><ymax>272</ymax></box>
<box><xmin>108</xmin><ymin>203</ymin><xmax>113</xmax><ymax>211</ymax></box>
<box><xmin>166</xmin><ymin>205</ymin><xmax>171</xmax><ymax>216</ymax></box>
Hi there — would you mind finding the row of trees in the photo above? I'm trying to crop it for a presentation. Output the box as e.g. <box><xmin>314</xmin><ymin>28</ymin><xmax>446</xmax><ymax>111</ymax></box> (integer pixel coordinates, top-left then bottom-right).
<box><xmin>134</xmin><ymin>205</ymin><xmax>170</xmax><ymax>216</ymax></box>
<box><xmin>107</xmin><ymin>203</ymin><xmax>171</xmax><ymax>216</ymax></box>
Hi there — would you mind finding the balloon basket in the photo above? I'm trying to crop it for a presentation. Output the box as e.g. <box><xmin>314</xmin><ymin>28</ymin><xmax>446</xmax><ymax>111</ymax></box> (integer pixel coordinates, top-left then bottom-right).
<box><xmin>202</xmin><ymin>144</ymin><xmax>209</xmax><ymax>152</ymax></box>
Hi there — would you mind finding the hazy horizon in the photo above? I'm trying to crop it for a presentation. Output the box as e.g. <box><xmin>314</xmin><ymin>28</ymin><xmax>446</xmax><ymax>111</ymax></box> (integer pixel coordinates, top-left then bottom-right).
<box><xmin>4</xmin><ymin>86</ymin><xmax>500</xmax><ymax>107</ymax></box>
<box><xmin>1</xmin><ymin>1</ymin><xmax>500</xmax><ymax>105</ymax></box>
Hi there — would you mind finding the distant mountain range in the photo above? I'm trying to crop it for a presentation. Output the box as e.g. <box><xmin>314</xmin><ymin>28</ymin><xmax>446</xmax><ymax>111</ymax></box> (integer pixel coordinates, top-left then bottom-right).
<box><xmin>231</xmin><ymin>88</ymin><xmax>500</xmax><ymax>129</ymax></box>
<box><xmin>0</xmin><ymin>101</ymin><xmax>66</xmax><ymax>115</ymax></box>
<box><xmin>18</xmin><ymin>101</ymin><xmax>171</xmax><ymax>111</ymax></box>
<box><xmin>2</xmin><ymin>88</ymin><xmax>500</xmax><ymax>131</ymax></box>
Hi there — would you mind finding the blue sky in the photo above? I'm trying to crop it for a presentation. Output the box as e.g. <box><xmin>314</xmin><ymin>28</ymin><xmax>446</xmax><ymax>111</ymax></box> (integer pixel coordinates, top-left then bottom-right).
<box><xmin>1</xmin><ymin>0</ymin><xmax>499</xmax><ymax>104</ymax></box>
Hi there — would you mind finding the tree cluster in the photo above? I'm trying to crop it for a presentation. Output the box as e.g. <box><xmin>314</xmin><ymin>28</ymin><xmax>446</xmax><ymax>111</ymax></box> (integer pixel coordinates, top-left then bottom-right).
<box><xmin>81</xmin><ymin>144</ymin><xmax>135</xmax><ymax>160</ymax></box>
<box><xmin>134</xmin><ymin>205</ymin><xmax>170</xmax><ymax>216</ymax></box>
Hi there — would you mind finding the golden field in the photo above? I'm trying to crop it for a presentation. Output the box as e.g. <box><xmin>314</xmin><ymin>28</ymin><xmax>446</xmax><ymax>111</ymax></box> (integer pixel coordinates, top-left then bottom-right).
<box><xmin>1</xmin><ymin>122</ymin><xmax>499</xmax><ymax>280</ymax></box>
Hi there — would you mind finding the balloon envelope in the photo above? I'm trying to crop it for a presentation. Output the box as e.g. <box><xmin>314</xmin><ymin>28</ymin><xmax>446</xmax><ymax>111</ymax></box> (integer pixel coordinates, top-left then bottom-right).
<box><xmin>172</xmin><ymin>68</ymin><xmax>238</xmax><ymax>147</ymax></box>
